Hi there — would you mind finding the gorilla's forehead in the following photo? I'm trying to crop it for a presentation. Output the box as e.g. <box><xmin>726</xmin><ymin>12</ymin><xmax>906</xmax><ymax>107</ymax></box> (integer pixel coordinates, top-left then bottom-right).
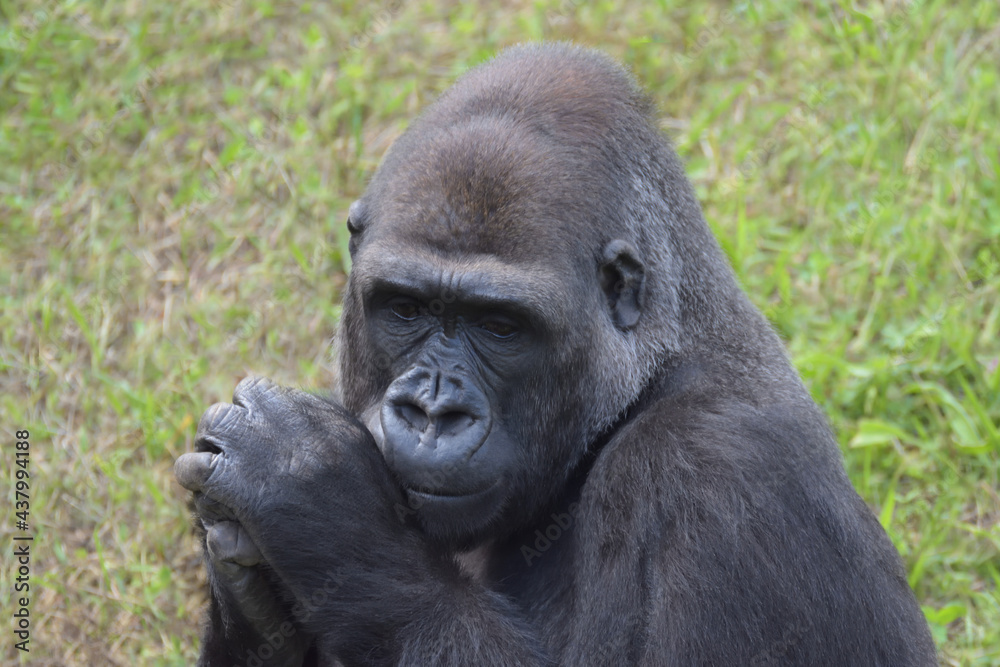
<box><xmin>365</xmin><ymin>117</ymin><xmax>613</xmax><ymax>263</ymax></box>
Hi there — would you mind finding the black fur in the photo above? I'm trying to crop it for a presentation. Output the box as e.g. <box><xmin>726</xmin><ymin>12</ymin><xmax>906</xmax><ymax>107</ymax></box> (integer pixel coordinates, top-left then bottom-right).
<box><xmin>177</xmin><ymin>44</ymin><xmax>936</xmax><ymax>665</ymax></box>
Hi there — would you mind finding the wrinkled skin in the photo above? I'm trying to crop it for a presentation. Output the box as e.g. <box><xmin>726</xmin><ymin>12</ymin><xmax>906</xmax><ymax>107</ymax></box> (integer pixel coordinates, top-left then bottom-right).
<box><xmin>177</xmin><ymin>44</ymin><xmax>936</xmax><ymax>666</ymax></box>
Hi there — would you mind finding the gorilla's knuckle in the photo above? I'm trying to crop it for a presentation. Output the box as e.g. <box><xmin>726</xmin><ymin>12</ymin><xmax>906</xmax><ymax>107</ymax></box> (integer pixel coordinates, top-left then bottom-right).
<box><xmin>196</xmin><ymin>401</ymin><xmax>248</xmax><ymax>446</ymax></box>
<box><xmin>233</xmin><ymin>375</ymin><xmax>275</xmax><ymax>407</ymax></box>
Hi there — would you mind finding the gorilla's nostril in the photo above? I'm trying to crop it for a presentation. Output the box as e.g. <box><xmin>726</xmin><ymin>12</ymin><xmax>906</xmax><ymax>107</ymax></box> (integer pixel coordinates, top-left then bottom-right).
<box><xmin>436</xmin><ymin>411</ymin><xmax>475</xmax><ymax>437</ymax></box>
<box><xmin>396</xmin><ymin>403</ymin><xmax>430</xmax><ymax>431</ymax></box>
<box><xmin>195</xmin><ymin>435</ymin><xmax>224</xmax><ymax>455</ymax></box>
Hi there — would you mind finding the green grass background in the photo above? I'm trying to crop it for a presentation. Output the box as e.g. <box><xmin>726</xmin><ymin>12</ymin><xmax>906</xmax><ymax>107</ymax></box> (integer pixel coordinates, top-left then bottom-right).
<box><xmin>1</xmin><ymin>0</ymin><xmax>998</xmax><ymax>664</ymax></box>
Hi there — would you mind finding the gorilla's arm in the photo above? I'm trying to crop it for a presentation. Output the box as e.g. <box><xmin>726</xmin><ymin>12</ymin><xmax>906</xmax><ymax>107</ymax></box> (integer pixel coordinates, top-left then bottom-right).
<box><xmin>177</xmin><ymin>377</ymin><xmax>546</xmax><ymax>666</ymax></box>
<box><xmin>196</xmin><ymin>562</ymin><xmax>312</xmax><ymax>667</ymax></box>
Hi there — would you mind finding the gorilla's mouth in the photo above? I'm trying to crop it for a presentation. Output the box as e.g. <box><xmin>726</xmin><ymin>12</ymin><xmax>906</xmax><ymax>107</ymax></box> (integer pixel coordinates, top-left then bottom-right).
<box><xmin>405</xmin><ymin>479</ymin><xmax>499</xmax><ymax>500</ymax></box>
<box><xmin>402</xmin><ymin>479</ymin><xmax>506</xmax><ymax>533</ymax></box>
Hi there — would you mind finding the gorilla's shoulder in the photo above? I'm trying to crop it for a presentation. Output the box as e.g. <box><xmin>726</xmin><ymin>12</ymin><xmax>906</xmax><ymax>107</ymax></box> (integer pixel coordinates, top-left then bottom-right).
<box><xmin>583</xmin><ymin>363</ymin><xmax>854</xmax><ymax>531</ymax></box>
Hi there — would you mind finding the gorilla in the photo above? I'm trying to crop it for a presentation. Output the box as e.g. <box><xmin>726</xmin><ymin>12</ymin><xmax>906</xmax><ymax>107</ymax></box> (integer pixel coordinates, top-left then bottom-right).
<box><xmin>175</xmin><ymin>44</ymin><xmax>936</xmax><ymax>665</ymax></box>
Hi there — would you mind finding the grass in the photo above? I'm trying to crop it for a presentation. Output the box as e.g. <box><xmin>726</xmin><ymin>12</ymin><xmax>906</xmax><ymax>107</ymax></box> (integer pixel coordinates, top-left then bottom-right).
<box><xmin>0</xmin><ymin>0</ymin><xmax>997</xmax><ymax>664</ymax></box>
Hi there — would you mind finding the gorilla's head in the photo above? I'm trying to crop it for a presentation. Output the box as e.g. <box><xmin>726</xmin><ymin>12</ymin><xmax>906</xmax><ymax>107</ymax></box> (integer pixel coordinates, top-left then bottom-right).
<box><xmin>335</xmin><ymin>44</ymin><xmax>758</xmax><ymax>547</ymax></box>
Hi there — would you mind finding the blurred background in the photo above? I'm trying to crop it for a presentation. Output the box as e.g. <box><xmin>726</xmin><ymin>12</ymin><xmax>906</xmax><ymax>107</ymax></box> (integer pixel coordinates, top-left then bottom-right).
<box><xmin>1</xmin><ymin>0</ymin><xmax>997</xmax><ymax>664</ymax></box>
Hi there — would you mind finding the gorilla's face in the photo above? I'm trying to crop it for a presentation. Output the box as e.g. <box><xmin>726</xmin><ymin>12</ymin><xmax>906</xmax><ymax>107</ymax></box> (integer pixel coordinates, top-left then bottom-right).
<box><xmin>352</xmin><ymin>247</ymin><xmax>557</xmax><ymax>540</ymax></box>
<box><xmin>337</xmin><ymin>122</ymin><xmax>646</xmax><ymax>546</ymax></box>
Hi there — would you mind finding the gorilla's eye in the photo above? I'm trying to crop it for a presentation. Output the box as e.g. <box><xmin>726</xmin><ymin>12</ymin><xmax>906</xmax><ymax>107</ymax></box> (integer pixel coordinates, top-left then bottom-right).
<box><xmin>479</xmin><ymin>318</ymin><xmax>518</xmax><ymax>339</ymax></box>
<box><xmin>390</xmin><ymin>300</ymin><xmax>421</xmax><ymax>321</ymax></box>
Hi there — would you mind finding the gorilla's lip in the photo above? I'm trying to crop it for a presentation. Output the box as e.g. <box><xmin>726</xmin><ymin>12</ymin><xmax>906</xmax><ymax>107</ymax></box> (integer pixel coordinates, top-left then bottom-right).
<box><xmin>404</xmin><ymin>479</ymin><xmax>501</xmax><ymax>500</ymax></box>
<box><xmin>402</xmin><ymin>480</ymin><xmax>507</xmax><ymax>539</ymax></box>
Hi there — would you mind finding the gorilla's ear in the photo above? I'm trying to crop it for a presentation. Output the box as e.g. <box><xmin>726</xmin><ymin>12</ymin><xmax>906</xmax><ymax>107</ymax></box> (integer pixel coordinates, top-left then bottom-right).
<box><xmin>599</xmin><ymin>240</ymin><xmax>645</xmax><ymax>331</ymax></box>
<box><xmin>347</xmin><ymin>200</ymin><xmax>366</xmax><ymax>257</ymax></box>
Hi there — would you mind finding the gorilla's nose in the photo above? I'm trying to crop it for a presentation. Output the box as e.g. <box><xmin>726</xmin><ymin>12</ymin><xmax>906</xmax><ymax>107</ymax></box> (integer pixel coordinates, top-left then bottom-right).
<box><xmin>391</xmin><ymin>401</ymin><xmax>477</xmax><ymax>445</ymax></box>
<box><xmin>379</xmin><ymin>368</ymin><xmax>492</xmax><ymax>487</ymax></box>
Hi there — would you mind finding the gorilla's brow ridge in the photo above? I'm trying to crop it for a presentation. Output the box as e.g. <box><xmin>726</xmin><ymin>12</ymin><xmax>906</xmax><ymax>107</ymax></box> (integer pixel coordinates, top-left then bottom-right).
<box><xmin>355</xmin><ymin>252</ymin><xmax>570</xmax><ymax>326</ymax></box>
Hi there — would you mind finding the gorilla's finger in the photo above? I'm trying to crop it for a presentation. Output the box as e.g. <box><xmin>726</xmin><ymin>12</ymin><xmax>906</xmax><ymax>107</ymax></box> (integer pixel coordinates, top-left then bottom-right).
<box><xmin>207</xmin><ymin>520</ymin><xmax>263</xmax><ymax>567</ymax></box>
<box><xmin>174</xmin><ymin>452</ymin><xmax>218</xmax><ymax>491</ymax></box>
<box><xmin>193</xmin><ymin>492</ymin><xmax>237</xmax><ymax>523</ymax></box>
<box><xmin>233</xmin><ymin>375</ymin><xmax>275</xmax><ymax>409</ymax></box>
<box><xmin>196</xmin><ymin>402</ymin><xmax>247</xmax><ymax>451</ymax></box>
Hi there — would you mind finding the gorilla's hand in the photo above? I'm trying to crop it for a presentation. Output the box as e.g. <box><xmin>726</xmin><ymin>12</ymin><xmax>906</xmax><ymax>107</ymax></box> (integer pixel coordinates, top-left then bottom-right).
<box><xmin>196</xmin><ymin>512</ymin><xmax>310</xmax><ymax>666</ymax></box>
<box><xmin>176</xmin><ymin>378</ymin><xmax>332</xmax><ymax>664</ymax></box>
<box><xmin>176</xmin><ymin>377</ymin><xmax>429</xmax><ymax>651</ymax></box>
